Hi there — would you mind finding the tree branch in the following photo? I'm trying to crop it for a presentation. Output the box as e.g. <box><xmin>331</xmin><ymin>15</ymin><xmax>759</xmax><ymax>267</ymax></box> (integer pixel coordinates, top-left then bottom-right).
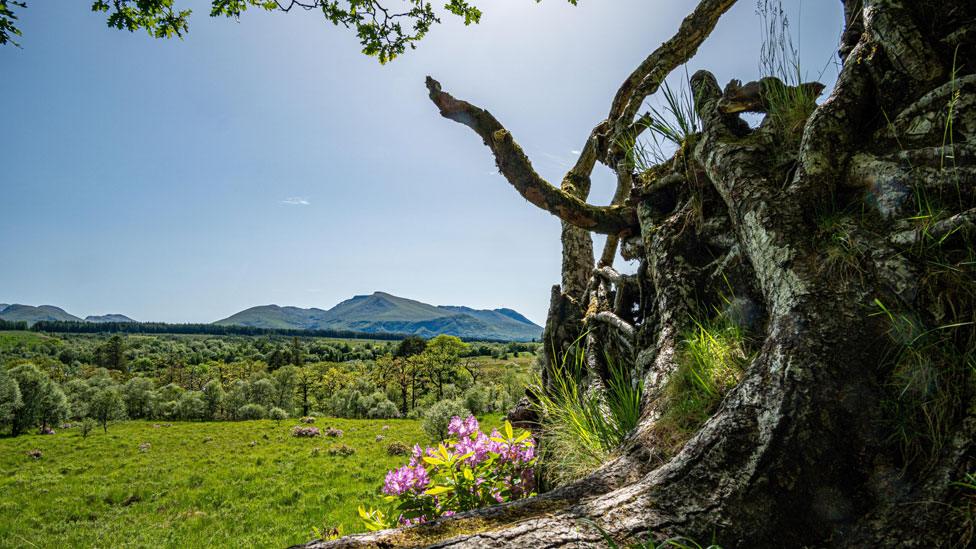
<box><xmin>426</xmin><ymin>76</ymin><xmax>638</xmax><ymax>236</ymax></box>
<box><xmin>606</xmin><ymin>0</ymin><xmax>739</xmax><ymax>155</ymax></box>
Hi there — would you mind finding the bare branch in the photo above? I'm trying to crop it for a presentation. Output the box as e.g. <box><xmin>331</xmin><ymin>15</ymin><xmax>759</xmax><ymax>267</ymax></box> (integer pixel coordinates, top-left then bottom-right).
<box><xmin>607</xmin><ymin>0</ymin><xmax>739</xmax><ymax>147</ymax></box>
<box><xmin>426</xmin><ymin>76</ymin><xmax>638</xmax><ymax>235</ymax></box>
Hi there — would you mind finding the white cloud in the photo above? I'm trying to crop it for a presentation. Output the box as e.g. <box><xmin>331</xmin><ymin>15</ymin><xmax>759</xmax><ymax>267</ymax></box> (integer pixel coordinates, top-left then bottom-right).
<box><xmin>281</xmin><ymin>197</ymin><xmax>310</xmax><ymax>206</ymax></box>
<box><xmin>570</xmin><ymin>150</ymin><xmax>581</xmax><ymax>155</ymax></box>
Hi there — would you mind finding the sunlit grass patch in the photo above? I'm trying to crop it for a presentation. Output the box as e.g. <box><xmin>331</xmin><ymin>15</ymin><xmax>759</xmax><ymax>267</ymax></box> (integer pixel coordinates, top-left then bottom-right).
<box><xmin>0</xmin><ymin>418</ymin><xmax>458</xmax><ymax>548</ymax></box>
<box><xmin>530</xmin><ymin>337</ymin><xmax>643</xmax><ymax>487</ymax></box>
<box><xmin>654</xmin><ymin>316</ymin><xmax>751</xmax><ymax>454</ymax></box>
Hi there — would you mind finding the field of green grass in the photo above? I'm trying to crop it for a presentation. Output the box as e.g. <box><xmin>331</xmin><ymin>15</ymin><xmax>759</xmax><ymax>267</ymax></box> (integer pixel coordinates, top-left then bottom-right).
<box><xmin>0</xmin><ymin>417</ymin><xmax>497</xmax><ymax>548</ymax></box>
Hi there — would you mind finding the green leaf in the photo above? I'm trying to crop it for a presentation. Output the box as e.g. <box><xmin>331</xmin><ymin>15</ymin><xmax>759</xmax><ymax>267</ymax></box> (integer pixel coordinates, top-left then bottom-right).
<box><xmin>425</xmin><ymin>485</ymin><xmax>453</xmax><ymax>496</ymax></box>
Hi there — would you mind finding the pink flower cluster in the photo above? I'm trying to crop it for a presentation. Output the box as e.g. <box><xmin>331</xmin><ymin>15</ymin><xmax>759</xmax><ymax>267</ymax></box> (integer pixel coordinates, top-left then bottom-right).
<box><xmin>383</xmin><ymin>465</ymin><xmax>431</xmax><ymax>496</ymax></box>
<box><xmin>291</xmin><ymin>425</ymin><xmax>321</xmax><ymax>438</ymax></box>
<box><xmin>374</xmin><ymin>415</ymin><xmax>537</xmax><ymax>527</ymax></box>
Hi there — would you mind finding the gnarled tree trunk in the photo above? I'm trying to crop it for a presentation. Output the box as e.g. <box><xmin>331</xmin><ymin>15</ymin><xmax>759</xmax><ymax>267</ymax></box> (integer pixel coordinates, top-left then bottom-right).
<box><xmin>304</xmin><ymin>0</ymin><xmax>976</xmax><ymax>546</ymax></box>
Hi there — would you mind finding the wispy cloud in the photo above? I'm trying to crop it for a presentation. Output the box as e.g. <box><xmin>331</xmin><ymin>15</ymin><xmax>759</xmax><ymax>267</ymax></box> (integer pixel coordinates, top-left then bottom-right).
<box><xmin>570</xmin><ymin>150</ymin><xmax>581</xmax><ymax>155</ymax></box>
<box><xmin>281</xmin><ymin>197</ymin><xmax>310</xmax><ymax>206</ymax></box>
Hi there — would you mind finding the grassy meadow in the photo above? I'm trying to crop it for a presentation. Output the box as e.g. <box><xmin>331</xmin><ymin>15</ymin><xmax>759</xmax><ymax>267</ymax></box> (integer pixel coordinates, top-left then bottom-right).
<box><xmin>0</xmin><ymin>417</ymin><xmax>500</xmax><ymax>548</ymax></box>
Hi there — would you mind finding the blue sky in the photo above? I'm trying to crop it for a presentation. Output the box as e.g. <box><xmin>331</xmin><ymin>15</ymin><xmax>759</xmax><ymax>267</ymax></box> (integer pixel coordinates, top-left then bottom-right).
<box><xmin>0</xmin><ymin>1</ymin><xmax>843</xmax><ymax>325</ymax></box>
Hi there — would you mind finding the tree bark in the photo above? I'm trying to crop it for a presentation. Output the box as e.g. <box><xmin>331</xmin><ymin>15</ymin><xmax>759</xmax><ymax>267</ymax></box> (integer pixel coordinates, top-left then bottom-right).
<box><xmin>303</xmin><ymin>1</ymin><xmax>976</xmax><ymax>546</ymax></box>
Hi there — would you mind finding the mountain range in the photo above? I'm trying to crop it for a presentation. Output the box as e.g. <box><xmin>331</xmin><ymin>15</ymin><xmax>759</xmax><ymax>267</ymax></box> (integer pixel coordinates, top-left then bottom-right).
<box><xmin>214</xmin><ymin>292</ymin><xmax>542</xmax><ymax>341</ymax></box>
<box><xmin>0</xmin><ymin>304</ymin><xmax>138</xmax><ymax>324</ymax></box>
<box><xmin>0</xmin><ymin>292</ymin><xmax>542</xmax><ymax>341</ymax></box>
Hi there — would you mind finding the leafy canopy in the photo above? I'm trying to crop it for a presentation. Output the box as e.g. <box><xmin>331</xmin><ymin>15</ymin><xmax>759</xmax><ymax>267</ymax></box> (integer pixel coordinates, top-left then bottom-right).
<box><xmin>1</xmin><ymin>0</ymin><xmax>567</xmax><ymax>63</ymax></box>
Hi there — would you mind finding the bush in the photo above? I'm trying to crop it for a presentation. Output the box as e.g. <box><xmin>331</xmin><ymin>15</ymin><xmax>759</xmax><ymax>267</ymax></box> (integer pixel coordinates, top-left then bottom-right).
<box><xmin>0</xmin><ymin>367</ymin><xmax>23</xmax><ymax>430</ymax></box>
<box><xmin>90</xmin><ymin>387</ymin><xmax>127</xmax><ymax>433</ymax></box>
<box><xmin>368</xmin><ymin>399</ymin><xmax>400</xmax><ymax>419</ymax></box>
<box><xmin>248</xmin><ymin>378</ymin><xmax>276</xmax><ymax>409</ymax></box>
<box><xmin>291</xmin><ymin>425</ymin><xmax>320</xmax><ymax>438</ymax></box>
<box><xmin>324</xmin><ymin>427</ymin><xmax>343</xmax><ymax>438</ymax></box>
<box><xmin>158</xmin><ymin>400</ymin><xmax>179</xmax><ymax>420</ymax></box>
<box><xmin>80</xmin><ymin>417</ymin><xmax>96</xmax><ymax>438</ymax></box>
<box><xmin>8</xmin><ymin>363</ymin><xmax>67</xmax><ymax>436</ymax></box>
<box><xmin>269</xmin><ymin>407</ymin><xmax>289</xmax><ymax>423</ymax></box>
<box><xmin>300</xmin><ymin>416</ymin><xmax>315</xmax><ymax>424</ymax></box>
<box><xmin>386</xmin><ymin>441</ymin><xmax>410</xmax><ymax>456</ymax></box>
<box><xmin>360</xmin><ymin>416</ymin><xmax>536</xmax><ymax>529</ymax></box>
<box><xmin>327</xmin><ymin>384</ymin><xmax>400</xmax><ymax>419</ymax></box>
<box><xmin>237</xmin><ymin>403</ymin><xmax>267</xmax><ymax>420</ymax></box>
<box><xmin>122</xmin><ymin>377</ymin><xmax>156</xmax><ymax>419</ymax></box>
<box><xmin>201</xmin><ymin>379</ymin><xmax>225</xmax><ymax>420</ymax></box>
<box><xmin>176</xmin><ymin>391</ymin><xmax>206</xmax><ymax>421</ymax></box>
<box><xmin>422</xmin><ymin>399</ymin><xmax>471</xmax><ymax>441</ymax></box>
<box><xmin>463</xmin><ymin>384</ymin><xmax>491</xmax><ymax>415</ymax></box>
<box><xmin>327</xmin><ymin>444</ymin><xmax>355</xmax><ymax>456</ymax></box>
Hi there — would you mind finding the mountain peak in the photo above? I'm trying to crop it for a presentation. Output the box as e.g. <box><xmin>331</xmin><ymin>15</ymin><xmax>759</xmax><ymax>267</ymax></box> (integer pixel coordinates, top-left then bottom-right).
<box><xmin>216</xmin><ymin>291</ymin><xmax>541</xmax><ymax>341</ymax></box>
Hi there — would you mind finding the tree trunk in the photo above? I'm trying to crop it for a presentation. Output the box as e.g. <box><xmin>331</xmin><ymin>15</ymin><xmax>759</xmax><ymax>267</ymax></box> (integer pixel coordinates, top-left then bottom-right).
<box><xmin>303</xmin><ymin>0</ymin><xmax>976</xmax><ymax>546</ymax></box>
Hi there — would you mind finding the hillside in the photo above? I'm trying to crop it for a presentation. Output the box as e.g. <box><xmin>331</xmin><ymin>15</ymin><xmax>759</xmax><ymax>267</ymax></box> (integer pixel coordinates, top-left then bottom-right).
<box><xmin>216</xmin><ymin>292</ymin><xmax>542</xmax><ymax>341</ymax></box>
<box><xmin>84</xmin><ymin>314</ymin><xmax>137</xmax><ymax>323</ymax></box>
<box><xmin>0</xmin><ymin>304</ymin><xmax>83</xmax><ymax>325</ymax></box>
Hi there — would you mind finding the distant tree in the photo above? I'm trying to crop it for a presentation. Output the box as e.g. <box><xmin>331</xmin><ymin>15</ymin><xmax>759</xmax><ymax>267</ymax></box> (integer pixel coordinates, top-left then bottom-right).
<box><xmin>314</xmin><ymin>365</ymin><xmax>352</xmax><ymax>406</ymax></box>
<box><xmin>249</xmin><ymin>378</ymin><xmax>276</xmax><ymax>409</ymax></box>
<box><xmin>267</xmin><ymin>344</ymin><xmax>287</xmax><ymax>371</ymax></box>
<box><xmin>295</xmin><ymin>366</ymin><xmax>317</xmax><ymax>417</ymax></box>
<box><xmin>97</xmin><ymin>335</ymin><xmax>128</xmax><ymax>372</ymax></box>
<box><xmin>422</xmin><ymin>335</ymin><xmax>468</xmax><ymax>400</ymax></box>
<box><xmin>394</xmin><ymin>336</ymin><xmax>427</xmax><ymax>358</ymax></box>
<box><xmin>37</xmin><ymin>384</ymin><xmax>69</xmax><ymax>431</ymax></box>
<box><xmin>157</xmin><ymin>383</ymin><xmax>185</xmax><ymax>403</ymax></box>
<box><xmin>8</xmin><ymin>363</ymin><xmax>54</xmax><ymax>435</ymax></box>
<box><xmin>461</xmin><ymin>358</ymin><xmax>482</xmax><ymax>385</ymax></box>
<box><xmin>0</xmin><ymin>367</ymin><xmax>22</xmax><ymax>431</ymax></box>
<box><xmin>290</xmin><ymin>336</ymin><xmax>303</xmax><ymax>367</ymax></box>
<box><xmin>89</xmin><ymin>387</ymin><xmax>126</xmax><ymax>433</ymax></box>
<box><xmin>271</xmin><ymin>366</ymin><xmax>298</xmax><ymax>412</ymax></box>
<box><xmin>63</xmin><ymin>378</ymin><xmax>95</xmax><ymax>420</ymax></box>
<box><xmin>176</xmin><ymin>391</ymin><xmax>206</xmax><ymax>421</ymax></box>
<box><xmin>379</xmin><ymin>354</ymin><xmax>422</xmax><ymax>415</ymax></box>
<box><xmin>224</xmin><ymin>380</ymin><xmax>249</xmax><ymax>420</ymax></box>
<box><xmin>122</xmin><ymin>377</ymin><xmax>156</xmax><ymax>419</ymax></box>
<box><xmin>201</xmin><ymin>379</ymin><xmax>225</xmax><ymax>420</ymax></box>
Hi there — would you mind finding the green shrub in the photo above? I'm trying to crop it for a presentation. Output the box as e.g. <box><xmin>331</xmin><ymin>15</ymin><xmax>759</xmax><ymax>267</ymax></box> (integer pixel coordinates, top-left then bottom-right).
<box><xmin>89</xmin><ymin>387</ymin><xmax>127</xmax><ymax>433</ymax></box>
<box><xmin>176</xmin><ymin>391</ymin><xmax>206</xmax><ymax>421</ymax></box>
<box><xmin>327</xmin><ymin>444</ymin><xmax>355</xmax><ymax>456</ymax></box>
<box><xmin>421</xmin><ymin>399</ymin><xmax>470</xmax><ymax>441</ymax></box>
<box><xmin>367</xmin><ymin>399</ymin><xmax>399</xmax><ymax>419</ymax></box>
<box><xmin>0</xmin><ymin>367</ymin><xmax>23</xmax><ymax>431</ymax></box>
<box><xmin>269</xmin><ymin>406</ymin><xmax>288</xmax><ymax>424</ymax></box>
<box><xmin>80</xmin><ymin>417</ymin><xmax>96</xmax><ymax>438</ymax></box>
<box><xmin>237</xmin><ymin>403</ymin><xmax>267</xmax><ymax>420</ymax></box>
<box><xmin>463</xmin><ymin>384</ymin><xmax>491</xmax><ymax>415</ymax></box>
<box><xmin>386</xmin><ymin>441</ymin><xmax>410</xmax><ymax>456</ymax></box>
